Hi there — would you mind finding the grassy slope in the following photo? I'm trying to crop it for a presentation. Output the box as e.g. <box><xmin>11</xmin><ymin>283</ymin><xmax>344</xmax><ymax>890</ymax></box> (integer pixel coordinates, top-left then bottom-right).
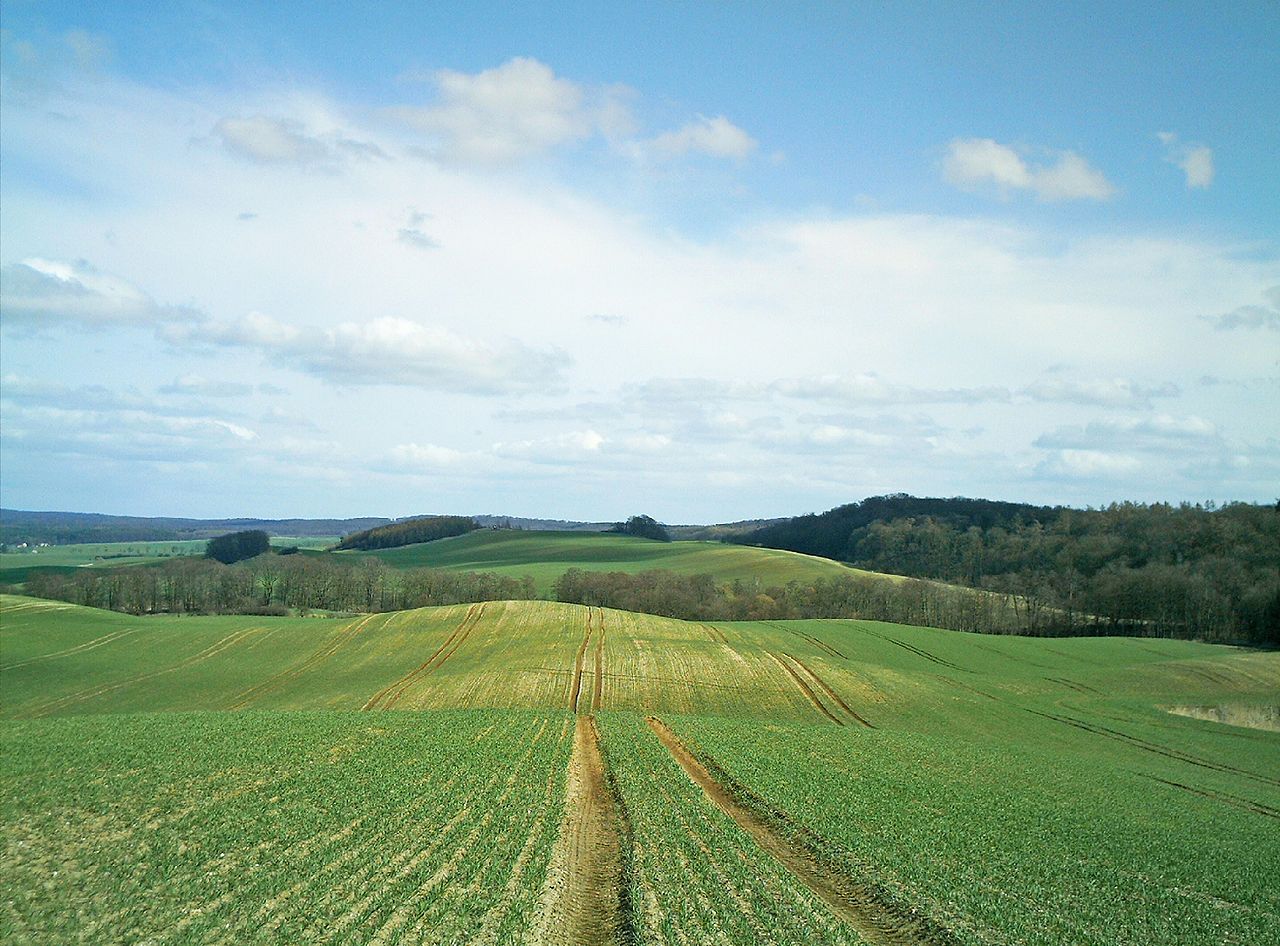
<box><xmin>345</xmin><ymin>528</ymin><xmax>872</xmax><ymax>594</ymax></box>
<box><xmin>0</xmin><ymin>536</ymin><xmax>337</xmax><ymax>584</ymax></box>
<box><xmin>2</xmin><ymin>593</ymin><xmax>1278</xmax><ymax>944</ymax></box>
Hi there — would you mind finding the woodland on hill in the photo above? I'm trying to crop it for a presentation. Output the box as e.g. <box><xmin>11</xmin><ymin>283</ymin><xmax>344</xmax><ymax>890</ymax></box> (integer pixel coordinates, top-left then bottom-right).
<box><xmin>734</xmin><ymin>496</ymin><xmax>1280</xmax><ymax>644</ymax></box>
<box><xmin>334</xmin><ymin>516</ymin><xmax>479</xmax><ymax>551</ymax></box>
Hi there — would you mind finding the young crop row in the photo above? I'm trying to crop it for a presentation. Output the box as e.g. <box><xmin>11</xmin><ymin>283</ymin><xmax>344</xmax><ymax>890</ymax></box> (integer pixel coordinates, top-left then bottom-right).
<box><xmin>670</xmin><ymin>714</ymin><xmax>1280</xmax><ymax>946</ymax></box>
<box><xmin>1</xmin><ymin>710</ymin><xmax>571</xmax><ymax>945</ymax></box>
<box><xmin>594</xmin><ymin>712</ymin><xmax>867</xmax><ymax>945</ymax></box>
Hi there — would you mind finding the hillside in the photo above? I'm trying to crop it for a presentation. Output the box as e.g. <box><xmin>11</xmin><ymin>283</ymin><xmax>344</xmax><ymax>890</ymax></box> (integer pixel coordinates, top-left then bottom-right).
<box><xmin>2</xmin><ymin>594</ymin><xmax>1278</xmax><ymax>944</ymax></box>
<box><xmin>342</xmin><ymin>529</ymin><xmax>870</xmax><ymax>594</ymax></box>
<box><xmin>0</xmin><ymin>509</ymin><xmax>388</xmax><ymax>546</ymax></box>
<box><xmin>735</xmin><ymin>495</ymin><xmax>1280</xmax><ymax>643</ymax></box>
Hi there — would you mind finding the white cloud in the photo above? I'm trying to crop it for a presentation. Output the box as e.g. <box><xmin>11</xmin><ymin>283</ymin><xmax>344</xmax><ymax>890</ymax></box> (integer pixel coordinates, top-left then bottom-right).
<box><xmin>943</xmin><ymin>138</ymin><xmax>1115</xmax><ymax>201</ymax></box>
<box><xmin>1037</xmin><ymin>449</ymin><xmax>1141</xmax><ymax>479</ymax></box>
<box><xmin>772</xmin><ymin>374</ymin><xmax>1010</xmax><ymax>405</ymax></box>
<box><xmin>1024</xmin><ymin>377</ymin><xmax>1180</xmax><ymax>408</ymax></box>
<box><xmin>159</xmin><ymin>374</ymin><xmax>254</xmax><ymax>398</ymax></box>
<box><xmin>169</xmin><ymin>313</ymin><xmax>568</xmax><ymax>395</ymax></box>
<box><xmin>1158</xmin><ymin>132</ymin><xmax>1214</xmax><ymax>189</ymax></box>
<box><xmin>386</xmin><ymin>442</ymin><xmax>469</xmax><ymax>469</ymax></box>
<box><xmin>1036</xmin><ymin>414</ymin><xmax>1219</xmax><ymax>452</ymax></box>
<box><xmin>0</xmin><ymin>259</ymin><xmax>202</xmax><ymax>328</ymax></box>
<box><xmin>387</xmin><ymin>57</ymin><xmax>630</xmax><ymax>165</ymax></box>
<box><xmin>213</xmin><ymin>115</ymin><xmax>385</xmax><ymax>167</ymax></box>
<box><xmin>1201</xmin><ymin>286</ymin><xmax>1280</xmax><ymax>331</ymax></box>
<box><xmin>648</xmin><ymin>115</ymin><xmax>758</xmax><ymax>160</ymax></box>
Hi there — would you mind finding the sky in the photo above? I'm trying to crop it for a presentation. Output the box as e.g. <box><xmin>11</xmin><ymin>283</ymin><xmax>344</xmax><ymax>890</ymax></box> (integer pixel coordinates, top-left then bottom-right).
<box><xmin>1</xmin><ymin>1</ymin><xmax>1277</xmax><ymax>523</ymax></box>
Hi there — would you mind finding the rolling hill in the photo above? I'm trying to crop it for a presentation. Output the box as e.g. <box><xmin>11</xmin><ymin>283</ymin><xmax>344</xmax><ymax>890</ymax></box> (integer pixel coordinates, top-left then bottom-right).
<box><xmin>3</xmin><ymin>593</ymin><xmax>1277</xmax><ymax>944</ymax></box>
<box><xmin>342</xmin><ymin>529</ymin><xmax>877</xmax><ymax>594</ymax></box>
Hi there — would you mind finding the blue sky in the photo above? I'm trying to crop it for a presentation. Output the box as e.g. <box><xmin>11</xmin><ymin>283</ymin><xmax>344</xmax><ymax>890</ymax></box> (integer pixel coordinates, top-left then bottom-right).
<box><xmin>1</xmin><ymin>2</ymin><xmax>1277</xmax><ymax>521</ymax></box>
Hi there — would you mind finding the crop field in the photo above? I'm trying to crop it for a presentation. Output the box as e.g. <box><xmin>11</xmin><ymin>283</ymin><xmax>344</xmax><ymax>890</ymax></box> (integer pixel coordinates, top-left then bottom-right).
<box><xmin>0</xmin><ymin>537</ymin><xmax>337</xmax><ymax>585</ymax></box>
<box><xmin>2</xmin><ymin>592</ymin><xmax>1278</xmax><ymax>944</ymax></box>
<box><xmin>343</xmin><ymin>528</ymin><xmax>870</xmax><ymax>593</ymax></box>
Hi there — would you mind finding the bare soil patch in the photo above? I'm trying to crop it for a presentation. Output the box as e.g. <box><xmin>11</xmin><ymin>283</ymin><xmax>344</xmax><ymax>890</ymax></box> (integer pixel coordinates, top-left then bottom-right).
<box><xmin>1165</xmin><ymin>703</ymin><xmax>1280</xmax><ymax>733</ymax></box>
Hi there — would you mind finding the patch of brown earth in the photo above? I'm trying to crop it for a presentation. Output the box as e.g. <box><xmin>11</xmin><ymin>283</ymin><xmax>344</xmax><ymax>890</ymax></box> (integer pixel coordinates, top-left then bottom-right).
<box><xmin>1165</xmin><ymin>704</ymin><xmax>1280</xmax><ymax>733</ymax></box>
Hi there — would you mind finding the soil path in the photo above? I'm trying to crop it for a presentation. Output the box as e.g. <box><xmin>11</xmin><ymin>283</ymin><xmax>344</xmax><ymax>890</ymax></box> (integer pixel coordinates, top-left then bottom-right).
<box><xmin>543</xmin><ymin>716</ymin><xmax>629</xmax><ymax>946</ymax></box>
<box><xmin>647</xmin><ymin>717</ymin><xmax>951</xmax><ymax>946</ymax></box>
<box><xmin>591</xmin><ymin>608</ymin><xmax>606</xmax><ymax>712</ymax></box>
<box><xmin>568</xmin><ymin>613</ymin><xmax>595</xmax><ymax>713</ymax></box>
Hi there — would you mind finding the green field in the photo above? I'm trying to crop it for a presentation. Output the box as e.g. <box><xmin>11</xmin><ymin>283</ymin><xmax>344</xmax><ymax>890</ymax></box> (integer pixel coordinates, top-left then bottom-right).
<box><xmin>346</xmin><ymin>528</ymin><xmax>871</xmax><ymax>593</ymax></box>
<box><xmin>2</xmin><ymin>593</ymin><xmax>1278</xmax><ymax>944</ymax></box>
<box><xmin>0</xmin><ymin>537</ymin><xmax>338</xmax><ymax>584</ymax></box>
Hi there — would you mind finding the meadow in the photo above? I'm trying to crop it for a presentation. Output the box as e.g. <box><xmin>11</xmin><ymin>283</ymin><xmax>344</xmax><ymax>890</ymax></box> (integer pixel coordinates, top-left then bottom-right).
<box><xmin>0</xmin><ymin>536</ymin><xmax>337</xmax><ymax>585</ymax></box>
<box><xmin>2</xmin><ymin>592</ymin><xmax>1277</xmax><ymax>944</ymax></box>
<box><xmin>343</xmin><ymin>528</ymin><xmax>873</xmax><ymax>594</ymax></box>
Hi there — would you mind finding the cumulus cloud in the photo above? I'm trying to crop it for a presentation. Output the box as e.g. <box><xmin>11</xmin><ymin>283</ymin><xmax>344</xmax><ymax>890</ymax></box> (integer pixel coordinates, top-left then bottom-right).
<box><xmin>772</xmin><ymin>373</ymin><xmax>1010</xmax><ymax>405</ymax></box>
<box><xmin>168</xmin><ymin>313</ymin><xmax>567</xmax><ymax>395</ymax></box>
<box><xmin>1036</xmin><ymin>414</ymin><xmax>1219</xmax><ymax>453</ymax></box>
<box><xmin>1201</xmin><ymin>287</ymin><xmax>1280</xmax><ymax>332</ymax></box>
<box><xmin>1023</xmin><ymin>377</ymin><xmax>1180</xmax><ymax>409</ymax></box>
<box><xmin>0</xmin><ymin>259</ymin><xmax>204</xmax><ymax>328</ymax></box>
<box><xmin>159</xmin><ymin>374</ymin><xmax>255</xmax><ymax>398</ymax></box>
<box><xmin>387</xmin><ymin>57</ymin><xmax>632</xmax><ymax>165</ymax></box>
<box><xmin>213</xmin><ymin>115</ymin><xmax>385</xmax><ymax>168</ymax></box>
<box><xmin>385</xmin><ymin>442</ymin><xmax>469</xmax><ymax>470</ymax></box>
<box><xmin>1158</xmin><ymin>132</ymin><xmax>1214</xmax><ymax>189</ymax></box>
<box><xmin>648</xmin><ymin>115</ymin><xmax>758</xmax><ymax>160</ymax></box>
<box><xmin>4</xmin><ymin>256</ymin><xmax>565</xmax><ymax>396</ymax></box>
<box><xmin>943</xmin><ymin>138</ymin><xmax>1115</xmax><ymax>201</ymax></box>
<box><xmin>2</xmin><ymin>402</ymin><xmax>259</xmax><ymax>463</ymax></box>
<box><xmin>1036</xmin><ymin>449</ymin><xmax>1141</xmax><ymax>479</ymax></box>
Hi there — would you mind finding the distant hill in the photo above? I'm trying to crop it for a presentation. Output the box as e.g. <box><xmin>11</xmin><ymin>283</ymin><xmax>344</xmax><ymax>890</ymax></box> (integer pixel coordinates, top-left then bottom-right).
<box><xmin>0</xmin><ymin>509</ymin><xmax>391</xmax><ymax>546</ymax></box>
<box><xmin>470</xmin><ymin>515</ymin><xmax>613</xmax><ymax>532</ymax></box>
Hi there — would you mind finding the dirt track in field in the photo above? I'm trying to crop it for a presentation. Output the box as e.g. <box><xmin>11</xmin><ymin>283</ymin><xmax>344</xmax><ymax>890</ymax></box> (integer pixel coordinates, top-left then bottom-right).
<box><xmin>767</xmin><ymin>650</ymin><xmax>843</xmax><ymax>725</ymax></box>
<box><xmin>362</xmin><ymin>604</ymin><xmax>484</xmax><ymax>711</ymax></box>
<box><xmin>647</xmin><ymin>716</ymin><xmax>954</xmax><ymax>946</ymax></box>
<box><xmin>568</xmin><ymin>612</ymin><xmax>595</xmax><ymax>713</ymax></box>
<box><xmin>233</xmin><ymin>613</ymin><xmax>379</xmax><ymax>710</ymax></box>
<box><xmin>543</xmin><ymin>716</ymin><xmax>630</xmax><ymax>946</ymax></box>
<box><xmin>785</xmin><ymin>653</ymin><xmax>875</xmax><ymax>728</ymax></box>
<box><xmin>591</xmin><ymin>609</ymin><xmax>606</xmax><ymax>712</ymax></box>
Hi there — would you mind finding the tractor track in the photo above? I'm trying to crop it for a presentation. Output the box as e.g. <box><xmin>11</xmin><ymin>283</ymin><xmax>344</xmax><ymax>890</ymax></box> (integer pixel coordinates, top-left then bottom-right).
<box><xmin>647</xmin><ymin>717</ymin><xmax>955</xmax><ymax>946</ymax></box>
<box><xmin>785</xmin><ymin>652</ymin><xmax>875</xmax><ymax>727</ymax></box>
<box><xmin>362</xmin><ymin>604</ymin><xmax>485</xmax><ymax>711</ymax></box>
<box><xmin>1027</xmin><ymin>709</ymin><xmax>1280</xmax><ymax>788</ymax></box>
<box><xmin>766</xmin><ymin>622</ymin><xmax>845</xmax><ymax>659</ymax></box>
<box><xmin>591</xmin><ymin>608</ymin><xmax>606</xmax><ymax>712</ymax></box>
<box><xmin>568</xmin><ymin>611</ymin><xmax>595</xmax><ymax>713</ymax></box>
<box><xmin>767</xmin><ymin>650</ymin><xmax>843</xmax><ymax>725</ymax></box>
<box><xmin>543</xmin><ymin>716</ymin><xmax>632</xmax><ymax>946</ymax></box>
<box><xmin>0</xmin><ymin>627</ymin><xmax>143</xmax><ymax>672</ymax></box>
<box><xmin>231</xmin><ymin>613</ymin><xmax>379</xmax><ymax>710</ymax></box>
<box><xmin>34</xmin><ymin>627</ymin><xmax>265</xmax><ymax>716</ymax></box>
<box><xmin>1136</xmin><ymin>773</ymin><xmax>1280</xmax><ymax>820</ymax></box>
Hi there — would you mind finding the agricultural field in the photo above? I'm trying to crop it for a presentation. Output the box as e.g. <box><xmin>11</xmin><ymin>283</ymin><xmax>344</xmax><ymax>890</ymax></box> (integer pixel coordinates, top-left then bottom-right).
<box><xmin>2</xmin><ymin>592</ymin><xmax>1278</xmax><ymax>944</ymax></box>
<box><xmin>343</xmin><ymin>528</ymin><xmax>872</xmax><ymax>594</ymax></box>
<box><xmin>0</xmin><ymin>537</ymin><xmax>337</xmax><ymax>585</ymax></box>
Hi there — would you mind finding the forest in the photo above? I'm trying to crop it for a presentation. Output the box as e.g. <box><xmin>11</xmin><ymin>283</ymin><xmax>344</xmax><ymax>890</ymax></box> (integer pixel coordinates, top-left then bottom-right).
<box><xmin>334</xmin><ymin>515</ymin><xmax>479</xmax><ymax>551</ymax></box>
<box><xmin>734</xmin><ymin>496</ymin><xmax>1280</xmax><ymax>644</ymax></box>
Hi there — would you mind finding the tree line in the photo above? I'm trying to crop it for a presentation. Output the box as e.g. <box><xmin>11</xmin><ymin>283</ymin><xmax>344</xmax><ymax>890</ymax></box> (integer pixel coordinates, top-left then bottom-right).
<box><xmin>335</xmin><ymin>516</ymin><xmax>479</xmax><ymax>551</ymax></box>
<box><xmin>733</xmin><ymin>496</ymin><xmax>1279</xmax><ymax>644</ymax></box>
<box><xmin>25</xmin><ymin>555</ymin><xmax>534</xmax><ymax>616</ymax></box>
